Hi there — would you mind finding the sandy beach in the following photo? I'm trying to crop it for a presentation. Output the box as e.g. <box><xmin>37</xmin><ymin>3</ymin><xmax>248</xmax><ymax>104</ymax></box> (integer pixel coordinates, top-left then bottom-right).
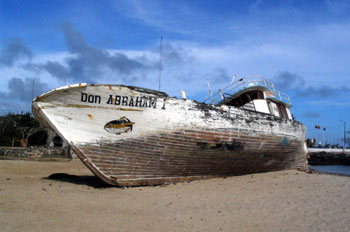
<box><xmin>1</xmin><ymin>160</ymin><xmax>349</xmax><ymax>232</ymax></box>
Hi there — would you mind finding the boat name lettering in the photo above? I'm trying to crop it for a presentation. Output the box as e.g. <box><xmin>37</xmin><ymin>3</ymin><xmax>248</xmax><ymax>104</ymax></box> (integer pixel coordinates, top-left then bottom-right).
<box><xmin>80</xmin><ymin>93</ymin><xmax>157</xmax><ymax>108</ymax></box>
<box><xmin>80</xmin><ymin>93</ymin><xmax>101</xmax><ymax>104</ymax></box>
<box><xmin>106</xmin><ymin>95</ymin><xmax>157</xmax><ymax>108</ymax></box>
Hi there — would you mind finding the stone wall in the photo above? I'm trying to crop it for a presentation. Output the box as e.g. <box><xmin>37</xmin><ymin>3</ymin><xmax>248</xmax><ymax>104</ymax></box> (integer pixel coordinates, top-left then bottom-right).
<box><xmin>0</xmin><ymin>146</ymin><xmax>73</xmax><ymax>161</ymax></box>
<box><xmin>308</xmin><ymin>151</ymin><xmax>350</xmax><ymax>165</ymax></box>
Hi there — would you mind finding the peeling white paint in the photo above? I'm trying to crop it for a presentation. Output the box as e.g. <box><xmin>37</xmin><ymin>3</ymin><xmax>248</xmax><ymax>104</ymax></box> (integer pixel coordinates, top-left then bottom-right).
<box><xmin>33</xmin><ymin>84</ymin><xmax>305</xmax><ymax>147</ymax></box>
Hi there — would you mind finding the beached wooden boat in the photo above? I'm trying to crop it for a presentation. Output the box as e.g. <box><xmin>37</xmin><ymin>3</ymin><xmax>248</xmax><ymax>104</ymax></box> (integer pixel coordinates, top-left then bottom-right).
<box><xmin>32</xmin><ymin>76</ymin><xmax>308</xmax><ymax>186</ymax></box>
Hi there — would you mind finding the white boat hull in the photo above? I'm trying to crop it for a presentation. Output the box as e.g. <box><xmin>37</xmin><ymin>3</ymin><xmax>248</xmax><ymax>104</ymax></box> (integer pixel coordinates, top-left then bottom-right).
<box><xmin>32</xmin><ymin>84</ymin><xmax>308</xmax><ymax>186</ymax></box>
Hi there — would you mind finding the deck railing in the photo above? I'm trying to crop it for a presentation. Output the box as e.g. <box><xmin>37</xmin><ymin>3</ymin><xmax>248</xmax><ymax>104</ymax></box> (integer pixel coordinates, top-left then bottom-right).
<box><xmin>203</xmin><ymin>75</ymin><xmax>291</xmax><ymax>105</ymax></box>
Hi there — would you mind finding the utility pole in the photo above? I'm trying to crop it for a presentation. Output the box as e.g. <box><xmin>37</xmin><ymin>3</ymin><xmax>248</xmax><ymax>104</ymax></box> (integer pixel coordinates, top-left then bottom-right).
<box><xmin>323</xmin><ymin>128</ymin><xmax>325</xmax><ymax>147</ymax></box>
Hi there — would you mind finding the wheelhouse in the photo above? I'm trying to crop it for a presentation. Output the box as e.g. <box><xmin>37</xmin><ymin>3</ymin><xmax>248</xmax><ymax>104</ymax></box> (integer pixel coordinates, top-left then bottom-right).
<box><xmin>203</xmin><ymin>76</ymin><xmax>293</xmax><ymax>120</ymax></box>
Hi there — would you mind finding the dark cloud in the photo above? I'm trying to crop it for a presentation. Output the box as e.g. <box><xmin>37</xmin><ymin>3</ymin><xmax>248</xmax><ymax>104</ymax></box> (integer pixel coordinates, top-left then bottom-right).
<box><xmin>62</xmin><ymin>22</ymin><xmax>89</xmax><ymax>54</ymax></box>
<box><xmin>0</xmin><ymin>77</ymin><xmax>49</xmax><ymax>113</ymax></box>
<box><xmin>302</xmin><ymin>111</ymin><xmax>320</xmax><ymax>118</ymax></box>
<box><xmin>272</xmin><ymin>71</ymin><xmax>350</xmax><ymax>98</ymax></box>
<box><xmin>0</xmin><ymin>38</ymin><xmax>33</xmax><ymax>67</ymax></box>
<box><xmin>37</xmin><ymin>23</ymin><xmax>152</xmax><ymax>83</ymax></box>
<box><xmin>32</xmin><ymin>24</ymin><xmax>195</xmax><ymax>84</ymax></box>
<box><xmin>162</xmin><ymin>43</ymin><xmax>191</xmax><ymax>67</ymax></box>
<box><xmin>41</xmin><ymin>61</ymin><xmax>69</xmax><ymax>78</ymax></box>
<box><xmin>0</xmin><ymin>24</ymin><xmax>195</xmax><ymax>113</ymax></box>
<box><xmin>298</xmin><ymin>86</ymin><xmax>350</xmax><ymax>97</ymax></box>
<box><xmin>1</xmin><ymin>77</ymin><xmax>48</xmax><ymax>102</ymax></box>
<box><xmin>212</xmin><ymin>68</ymin><xmax>231</xmax><ymax>82</ymax></box>
<box><xmin>7</xmin><ymin>77</ymin><xmax>48</xmax><ymax>101</ymax></box>
<box><xmin>271</xmin><ymin>71</ymin><xmax>305</xmax><ymax>91</ymax></box>
<box><xmin>3</xmin><ymin>24</ymin><xmax>193</xmax><ymax>87</ymax></box>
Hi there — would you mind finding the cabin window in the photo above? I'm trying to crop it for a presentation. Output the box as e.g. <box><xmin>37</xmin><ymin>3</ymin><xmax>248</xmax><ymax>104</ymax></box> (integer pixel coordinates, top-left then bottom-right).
<box><xmin>226</xmin><ymin>90</ymin><xmax>264</xmax><ymax>107</ymax></box>
<box><xmin>286</xmin><ymin>107</ymin><xmax>293</xmax><ymax>120</ymax></box>
<box><xmin>268</xmin><ymin>101</ymin><xmax>280</xmax><ymax>117</ymax></box>
<box><xmin>277</xmin><ymin>104</ymin><xmax>288</xmax><ymax>119</ymax></box>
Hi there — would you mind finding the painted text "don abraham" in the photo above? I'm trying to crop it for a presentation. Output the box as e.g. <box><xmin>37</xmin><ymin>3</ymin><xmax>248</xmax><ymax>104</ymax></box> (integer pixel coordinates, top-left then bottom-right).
<box><xmin>106</xmin><ymin>95</ymin><xmax>157</xmax><ymax>108</ymax></box>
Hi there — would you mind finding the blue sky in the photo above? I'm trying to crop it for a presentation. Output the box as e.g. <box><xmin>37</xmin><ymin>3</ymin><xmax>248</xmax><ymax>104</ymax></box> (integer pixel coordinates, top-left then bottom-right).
<box><xmin>1</xmin><ymin>0</ymin><xmax>350</xmax><ymax>144</ymax></box>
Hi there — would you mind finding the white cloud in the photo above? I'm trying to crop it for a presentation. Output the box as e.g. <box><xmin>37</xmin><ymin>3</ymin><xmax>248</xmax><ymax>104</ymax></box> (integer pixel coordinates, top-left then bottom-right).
<box><xmin>2</xmin><ymin>1</ymin><xmax>350</xmax><ymax>111</ymax></box>
<box><xmin>2</xmin><ymin>27</ymin><xmax>349</xmax><ymax>100</ymax></box>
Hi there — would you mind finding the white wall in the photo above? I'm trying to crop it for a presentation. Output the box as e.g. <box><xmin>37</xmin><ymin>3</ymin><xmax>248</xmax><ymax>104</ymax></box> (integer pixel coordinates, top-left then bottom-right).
<box><xmin>286</xmin><ymin>107</ymin><xmax>292</xmax><ymax>120</ymax></box>
<box><xmin>268</xmin><ymin>102</ymin><xmax>280</xmax><ymax>117</ymax></box>
<box><xmin>253</xmin><ymin>100</ymin><xmax>270</xmax><ymax>114</ymax></box>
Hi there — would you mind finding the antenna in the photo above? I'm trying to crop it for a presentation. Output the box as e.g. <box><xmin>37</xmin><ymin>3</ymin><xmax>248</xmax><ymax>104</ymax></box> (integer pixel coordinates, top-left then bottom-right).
<box><xmin>158</xmin><ymin>36</ymin><xmax>163</xmax><ymax>91</ymax></box>
<box><xmin>31</xmin><ymin>78</ymin><xmax>35</xmax><ymax>100</ymax></box>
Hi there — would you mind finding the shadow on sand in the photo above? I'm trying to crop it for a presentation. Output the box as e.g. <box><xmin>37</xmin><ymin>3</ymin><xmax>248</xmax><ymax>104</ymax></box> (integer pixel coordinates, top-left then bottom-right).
<box><xmin>43</xmin><ymin>173</ymin><xmax>113</xmax><ymax>188</ymax></box>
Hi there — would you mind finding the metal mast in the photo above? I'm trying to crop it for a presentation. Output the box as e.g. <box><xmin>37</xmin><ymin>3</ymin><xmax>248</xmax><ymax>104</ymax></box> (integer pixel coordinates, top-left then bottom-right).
<box><xmin>158</xmin><ymin>36</ymin><xmax>163</xmax><ymax>91</ymax></box>
<box><xmin>31</xmin><ymin>79</ymin><xmax>35</xmax><ymax>100</ymax></box>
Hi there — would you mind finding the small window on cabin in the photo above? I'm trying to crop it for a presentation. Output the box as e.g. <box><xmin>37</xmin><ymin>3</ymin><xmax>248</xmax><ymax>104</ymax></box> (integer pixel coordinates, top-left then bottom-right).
<box><xmin>249</xmin><ymin>90</ymin><xmax>264</xmax><ymax>100</ymax></box>
<box><xmin>226</xmin><ymin>90</ymin><xmax>264</xmax><ymax>107</ymax></box>
<box><xmin>277</xmin><ymin>104</ymin><xmax>288</xmax><ymax>119</ymax></box>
